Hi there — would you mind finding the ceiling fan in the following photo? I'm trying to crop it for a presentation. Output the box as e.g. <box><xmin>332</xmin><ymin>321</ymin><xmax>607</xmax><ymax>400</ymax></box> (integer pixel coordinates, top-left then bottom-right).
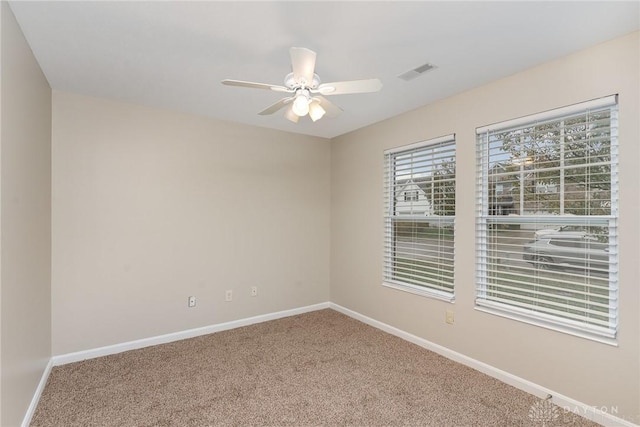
<box><xmin>221</xmin><ymin>47</ymin><xmax>382</xmax><ymax>123</ymax></box>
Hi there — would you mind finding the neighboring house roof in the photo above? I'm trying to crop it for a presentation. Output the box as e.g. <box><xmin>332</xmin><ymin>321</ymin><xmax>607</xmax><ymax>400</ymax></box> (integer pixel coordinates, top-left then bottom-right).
<box><xmin>489</xmin><ymin>162</ymin><xmax>509</xmax><ymax>172</ymax></box>
<box><xmin>394</xmin><ymin>177</ymin><xmax>432</xmax><ymax>197</ymax></box>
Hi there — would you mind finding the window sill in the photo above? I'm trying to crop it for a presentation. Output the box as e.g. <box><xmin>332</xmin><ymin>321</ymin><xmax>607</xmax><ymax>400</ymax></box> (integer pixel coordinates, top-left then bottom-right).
<box><xmin>475</xmin><ymin>300</ymin><xmax>617</xmax><ymax>346</ymax></box>
<box><xmin>383</xmin><ymin>281</ymin><xmax>455</xmax><ymax>303</ymax></box>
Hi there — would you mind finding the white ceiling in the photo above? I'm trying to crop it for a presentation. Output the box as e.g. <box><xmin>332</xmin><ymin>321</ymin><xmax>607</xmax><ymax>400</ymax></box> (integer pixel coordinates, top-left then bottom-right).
<box><xmin>8</xmin><ymin>1</ymin><xmax>640</xmax><ymax>139</ymax></box>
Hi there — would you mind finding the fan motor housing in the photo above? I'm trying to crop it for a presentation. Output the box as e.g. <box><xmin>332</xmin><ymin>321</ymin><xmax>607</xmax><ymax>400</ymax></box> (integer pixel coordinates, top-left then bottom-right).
<box><xmin>285</xmin><ymin>72</ymin><xmax>321</xmax><ymax>90</ymax></box>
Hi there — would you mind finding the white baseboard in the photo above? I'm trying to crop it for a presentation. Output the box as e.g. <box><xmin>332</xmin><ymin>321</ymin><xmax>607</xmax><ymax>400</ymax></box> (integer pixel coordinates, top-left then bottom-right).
<box><xmin>27</xmin><ymin>301</ymin><xmax>636</xmax><ymax>427</ymax></box>
<box><xmin>25</xmin><ymin>302</ymin><xmax>330</xmax><ymax>426</ymax></box>
<box><xmin>21</xmin><ymin>358</ymin><xmax>53</xmax><ymax>427</ymax></box>
<box><xmin>329</xmin><ymin>302</ymin><xmax>637</xmax><ymax>427</ymax></box>
<box><xmin>52</xmin><ymin>302</ymin><xmax>330</xmax><ymax>366</ymax></box>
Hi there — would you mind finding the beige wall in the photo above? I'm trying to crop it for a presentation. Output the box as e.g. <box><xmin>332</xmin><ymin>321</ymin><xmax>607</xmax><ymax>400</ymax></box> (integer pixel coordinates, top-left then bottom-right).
<box><xmin>0</xmin><ymin>3</ymin><xmax>52</xmax><ymax>426</ymax></box>
<box><xmin>331</xmin><ymin>31</ymin><xmax>640</xmax><ymax>421</ymax></box>
<box><xmin>51</xmin><ymin>92</ymin><xmax>331</xmax><ymax>355</ymax></box>
<box><xmin>8</xmin><ymin>16</ymin><xmax>636</xmax><ymax>424</ymax></box>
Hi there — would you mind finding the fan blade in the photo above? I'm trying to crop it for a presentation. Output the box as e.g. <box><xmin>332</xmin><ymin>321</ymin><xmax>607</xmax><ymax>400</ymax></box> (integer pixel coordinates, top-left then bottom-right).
<box><xmin>258</xmin><ymin>97</ymin><xmax>293</xmax><ymax>115</ymax></box>
<box><xmin>315</xmin><ymin>96</ymin><xmax>343</xmax><ymax>118</ymax></box>
<box><xmin>221</xmin><ymin>79</ymin><xmax>290</xmax><ymax>93</ymax></box>
<box><xmin>290</xmin><ymin>47</ymin><xmax>316</xmax><ymax>86</ymax></box>
<box><xmin>317</xmin><ymin>78</ymin><xmax>382</xmax><ymax>95</ymax></box>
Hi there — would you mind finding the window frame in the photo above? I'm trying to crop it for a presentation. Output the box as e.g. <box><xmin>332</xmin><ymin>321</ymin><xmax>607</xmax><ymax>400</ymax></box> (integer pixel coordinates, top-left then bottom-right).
<box><xmin>383</xmin><ymin>134</ymin><xmax>456</xmax><ymax>302</ymax></box>
<box><xmin>475</xmin><ymin>95</ymin><xmax>619</xmax><ymax>344</ymax></box>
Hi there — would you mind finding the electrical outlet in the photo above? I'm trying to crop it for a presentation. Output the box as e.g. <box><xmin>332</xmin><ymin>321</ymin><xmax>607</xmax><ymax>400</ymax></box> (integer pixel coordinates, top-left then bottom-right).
<box><xmin>251</xmin><ymin>286</ymin><xmax>258</xmax><ymax>297</ymax></box>
<box><xmin>225</xmin><ymin>290</ymin><xmax>233</xmax><ymax>302</ymax></box>
<box><xmin>188</xmin><ymin>296</ymin><xmax>196</xmax><ymax>308</ymax></box>
<box><xmin>445</xmin><ymin>310</ymin><xmax>455</xmax><ymax>324</ymax></box>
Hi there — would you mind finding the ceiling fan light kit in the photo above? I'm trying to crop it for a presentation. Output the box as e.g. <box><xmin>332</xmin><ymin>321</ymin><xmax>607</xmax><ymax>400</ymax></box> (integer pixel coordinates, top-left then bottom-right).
<box><xmin>308</xmin><ymin>102</ymin><xmax>326</xmax><ymax>122</ymax></box>
<box><xmin>292</xmin><ymin>90</ymin><xmax>311</xmax><ymax>116</ymax></box>
<box><xmin>222</xmin><ymin>47</ymin><xmax>382</xmax><ymax>123</ymax></box>
<box><xmin>283</xmin><ymin>106</ymin><xmax>299</xmax><ymax>123</ymax></box>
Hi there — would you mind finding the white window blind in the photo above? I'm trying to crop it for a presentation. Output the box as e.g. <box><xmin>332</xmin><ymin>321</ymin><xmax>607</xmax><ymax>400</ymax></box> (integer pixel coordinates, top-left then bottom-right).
<box><xmin>384</xmin><ymin>135</ymin><xmax>456</xmax><ymax>300</ymax></box>
<box><xmin>475</xmin><ymin>95</ymin><xmax>618</xmax><ymax>341</ymax></box>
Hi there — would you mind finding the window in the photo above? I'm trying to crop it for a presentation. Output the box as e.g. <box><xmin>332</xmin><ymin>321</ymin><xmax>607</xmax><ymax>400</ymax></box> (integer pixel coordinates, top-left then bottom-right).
<box><xmin>404</xmin><ymin>190</ymin><xmax>419</xmax><ymax>202</ymax></box>
<box><xmin>476</xmin><ymin>95</ymin><xmax>618</xmax><ymax>342</ymax></box>
<box><xmin>384</xmin><ymin>134</ymin><xmax>456</xmax><ymax>300</ymax></box>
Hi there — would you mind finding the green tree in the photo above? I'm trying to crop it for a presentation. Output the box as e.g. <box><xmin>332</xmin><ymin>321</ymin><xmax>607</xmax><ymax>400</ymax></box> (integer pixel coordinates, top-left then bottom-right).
<box><xmin>432</xmin><ymin>158</ymin><xmax>455</xmax><ymax>216</ymax></box>
<box><xmin>494</xmin><ymin>109</ymin><xmax>612</xmax><ymax>216</ymax></box>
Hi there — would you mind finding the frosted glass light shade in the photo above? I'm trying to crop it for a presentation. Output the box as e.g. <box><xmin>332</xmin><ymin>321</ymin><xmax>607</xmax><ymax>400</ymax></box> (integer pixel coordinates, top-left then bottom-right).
<box><xmin>292</xmin><ymin>95</ymin><xmax>310</xmax><ymax>116</ymax></box>
<box><xmin>308</xmin><ymin>101</ymin><xmax>326</xmax><ymax>122</ymax></box>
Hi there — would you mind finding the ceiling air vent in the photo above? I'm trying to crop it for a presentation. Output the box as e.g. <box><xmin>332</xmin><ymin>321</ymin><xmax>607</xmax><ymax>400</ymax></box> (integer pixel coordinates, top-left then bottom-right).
<box><xmin>398</xmin><ymin>62</ymin><xmax>437</xmax><ymax>81</ymax></box>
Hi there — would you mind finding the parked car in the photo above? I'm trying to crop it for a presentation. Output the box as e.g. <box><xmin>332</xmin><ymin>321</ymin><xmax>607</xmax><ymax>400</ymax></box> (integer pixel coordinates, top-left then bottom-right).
<box><xmin>534</xmin><ymin>225</ymin><xmax>583</xmax><ymax>239</ymax></box>
<box><xmin>523</xmin><ymin>231</ymin><xmax>609</xmax><ymax>273</ymax></box>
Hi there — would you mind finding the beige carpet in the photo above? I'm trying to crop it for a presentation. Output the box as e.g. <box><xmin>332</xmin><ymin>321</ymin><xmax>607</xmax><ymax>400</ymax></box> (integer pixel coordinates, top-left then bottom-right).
<box><xmin>31</xmin><ymin>309</ymin><xmax>597</xmax><ymax>426</ymax></box>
